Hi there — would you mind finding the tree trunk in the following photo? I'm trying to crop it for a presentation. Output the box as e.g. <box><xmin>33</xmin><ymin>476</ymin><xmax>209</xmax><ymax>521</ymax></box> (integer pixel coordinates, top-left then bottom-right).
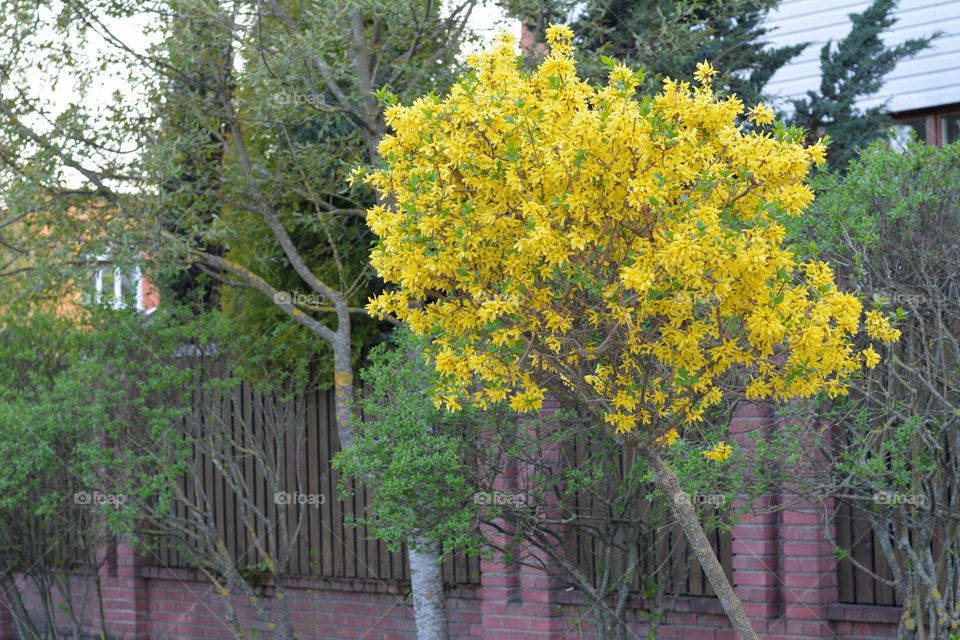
<box><xmin>408</xmin><ymin>537</ymin><xmax>450</xmax><ymax>640</ymax></box>
<box><xmin>638</xmin><ymin>446</ymin><xmax>758</xmax><ymax>640</ymax></box>
<box><xmin>2</xmin><ymin>573</ymin><xmax>41</xmax><ymax>639</ymax></box>
<box><xmin>333</xmin><ymin>338</ymin><xmax>355</xmax><ymax>448</ymax></box>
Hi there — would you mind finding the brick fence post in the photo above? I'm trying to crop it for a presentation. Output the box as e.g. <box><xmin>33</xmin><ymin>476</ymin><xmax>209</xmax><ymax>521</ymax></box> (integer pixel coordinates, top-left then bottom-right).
<box><xmin>729</xmin><ymin>404</ymin><xmax>842</xmax><ymax>640</ymax></box>
<box><xmin>100</xmin><ymin>534</ymin><xmax>150</xmax><ymax>639</ymax></box>
<box><xmin>0</xmin><ymin>594</ymin><xmax>15</xmax><ymax>639</ymax></box>
<box><xmin>477</xmin><ymin>400</ymin><xmax>566</xmax><ymax>639</ymax></box>
<box><xmin>778</xmin><ymin>413</ymin><xmax>839</xmax><ymax>639</ymax></box>
<box><xmin>477</xmin><ymin>541</ymin><xmax>566</xmax><ymax>639</ymax></box>
<box><xmin>779</xmin><ymin>499</ymin><xmax>839</xmax><ymax>638</ymax></box>
<box><xmin>729</xmin><ymin>403</ymin><xmax>783</xmax><ymax>638</ymax></box>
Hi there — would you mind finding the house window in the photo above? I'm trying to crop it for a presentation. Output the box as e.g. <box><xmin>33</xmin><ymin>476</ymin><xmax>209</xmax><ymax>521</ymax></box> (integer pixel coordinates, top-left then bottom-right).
<box><xmin>942</xmin><ymin>114</ymin><xmax>960</xmax><ymax>145</ymax></box>
<box><xmin>892</xmin><ymin>105</ymin><xmax>960</xmax><ymax>146</ymax></box>
<box><xmin>889</xmin><ymin>119</ymin><xmax>927</xmax><ymax>150</ymax></box>
<box><xmin>93</xmin><ymin>258</ymin><xmax>149</xmax><ymax>311</ymax></box>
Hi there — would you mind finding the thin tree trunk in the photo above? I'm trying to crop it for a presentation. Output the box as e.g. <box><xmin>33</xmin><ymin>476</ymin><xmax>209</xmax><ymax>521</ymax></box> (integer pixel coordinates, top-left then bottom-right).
<box><xmin>2</xmin><ymin>573</ymin><xmax>41</xmax><ymax>640</ymax></box>
<box><xmin>91</xmin><ymin>560</ymin><xmax>107</xmax><ymax>640</ymax></box>
<box><xmin>639</xmin><ymin>446</ymin><xmax>758</xmax><ymax>640</ymax></box>
<box><xmin>408</xmin><ymin>537</ymin><xmax>449</xmax><ymax>640</ymax></box>
<box><xmin>36</xmin><ymin>573</ymin><xmax>57</xmax><ymax>639</ymax></box>
<box><xmin>333</xmin><ymin>338</ymin><xmax>355</xmax><ymax>448</ymax></box>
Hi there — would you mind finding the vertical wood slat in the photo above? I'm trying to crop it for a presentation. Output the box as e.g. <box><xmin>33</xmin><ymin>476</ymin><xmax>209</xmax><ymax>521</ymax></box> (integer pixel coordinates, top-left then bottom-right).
<box><xmin>635</xmin><ymin>497</ymin><xmax>652</xmax><ymax>592</ymax></box>
<box><xmin>285</xmin><ymin>392</ymin><xmax>300</xmax><ymax>575</ymax></box>
<box><xmin>184</xmin><ymin>380</ymin><xmax>200</xmax><ymax>569</ymax></box>
<box><xmin>836</xmin><ymin>501</ymin><xmax>855</xmax><ymax>603</ymax></box>
<box><xmin>213</xmin><ymin>381</ymin><xmax>225</xmax><ymax>567</ymax></box>
<box><xmin>720</xmin><ymin>526</ymin><xmax>733</xmax><ymax>586</ymax></box>
<box><xmin>294</xmin><ymin>393</ymin><xmax>309</xmax><ymax>576</ymax></box>
<box><xmin>148</xmin><ymin>374</ymin><xmax>480</xmax><ymax>586</ymax></box>
<box><xmin>672</xmin><ymin>526</ymin><xmax>687</xmax><ymax>595</ymax></box>
<box><xmin>316</xmin><ymin>390</ymin><xmax>334</xmax><ymax>578</ymax></box>
<box><xmin>303</xmin><ymin>392</ymin><xmax>317</xmax><ymax>575</ymax></box>
<box><xmin>872</xmin><ymin>525</ymin><xmax>895</xmax><ymax>606</ymax></box>
<box><xmin>255</xmin><ymin>386</ymin><xmax>268</xmax><ymax>570</ymax></box>
<box><xmin>224</xmin><ymin>384</ymin><xmax>240</xmax><ymax>571</ymax></box>
<box><xmin>687</xmin><ymin>532</ymin><xmax>704</xmax><ymax>596</ymax></box>
<box><xmin>240</xmin><ymin>381</ymin><xmax>253</xmax><ymax>571</ymax></box>
<box><xmin>851</xmin><ymin>506</ymin><xmax>876</xmax><ymax>604</ymax></box>
<box><xmin>364</xmin><ymin>486</ymin><xmax>379</xmax><ymax>581</ymax></box>
<box><xmin>327</xmin><ymin>392</ymin><xmax>346</xmax><ymax>578</ymax></box>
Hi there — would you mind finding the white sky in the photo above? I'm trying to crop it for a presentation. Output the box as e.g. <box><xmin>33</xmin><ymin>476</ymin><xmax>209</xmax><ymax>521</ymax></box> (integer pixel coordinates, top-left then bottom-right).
<box><xmin>14</xmin><ymin>1</ymin><xmax>516</xmax><ymax>188</ymax></box>
<box><xmin>29</xmin><ymin>1</ymin><xmax>515</xmax><ymax>116</ymax></box>
<box><xmin>461</xmin><ymin>0</ymin><xmax>519</xmax><ymax>51</ymax></box>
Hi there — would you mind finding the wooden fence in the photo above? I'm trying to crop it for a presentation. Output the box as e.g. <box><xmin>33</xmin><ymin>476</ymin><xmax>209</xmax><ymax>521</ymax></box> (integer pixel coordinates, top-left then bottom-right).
<box><xmin>566</xmin><ymin>516</ymin><xmax>733</xmax><ymax>597</ymax></box>
<box><xmin>563</xmin><ymin>439</ymin><xmax>733</xmax><ymax>597</ymax></box>
<box><xmin>151</xmin><ymin>379</ymin><xmax>480</xmax><ymax>586</ymax></box>
<box><xmin>148</xmin><ymin>374</ymin><xmax>735</xmax><ymax>596</ymax></box>
<box><xmin>142</xmin><ymin>372</ymin><xmax>893</xmax><ymax>602</ymax></box>
<box><xmin>835</xmin><ymin>502</ymin><xmax>902</xmax><ymax>606</ymax></box>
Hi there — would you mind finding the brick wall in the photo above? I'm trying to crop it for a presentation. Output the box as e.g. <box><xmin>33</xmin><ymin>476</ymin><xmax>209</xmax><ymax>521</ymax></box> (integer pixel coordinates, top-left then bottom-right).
<box><xmin>2</xmin><ymin>544</ymin><xmax>482</xmax><ymax>640</ymax></box>
<box><xmin>0</xmin><ymin>514</ymin><xmax>900</xmax><ymax>640</ymax></box>
<box><xmin>0</xmin><ymin>403</ymin><xmax>904</xmax><ymax>639</ymax></box>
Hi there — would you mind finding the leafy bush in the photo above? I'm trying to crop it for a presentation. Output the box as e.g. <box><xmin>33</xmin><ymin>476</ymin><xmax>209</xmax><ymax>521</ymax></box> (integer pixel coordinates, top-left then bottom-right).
<box><xmin>0</xmin><ymin>305</ymin><xmax>217</xmax><ymax>637</ymax></box>
<box><xmin>795</xmin><ymin>140</ymin><xmax>960</xmax><ymax>638</ymax></box>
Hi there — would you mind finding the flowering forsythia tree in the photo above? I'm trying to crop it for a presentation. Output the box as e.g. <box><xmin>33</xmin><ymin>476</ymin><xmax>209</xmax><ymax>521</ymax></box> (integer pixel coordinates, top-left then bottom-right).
<box><xmin>360</xmin><ymin>25</ymin><xmax>900</xmax><ymax>639</ymax></box>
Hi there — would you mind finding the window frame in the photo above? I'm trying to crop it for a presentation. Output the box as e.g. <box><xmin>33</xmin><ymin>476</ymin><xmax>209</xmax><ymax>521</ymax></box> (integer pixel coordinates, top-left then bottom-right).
<box><xmin>892</xmin><ymin>102</ymin><xmax>960</xmax><ymax>146</ymax></box>
<box><xmin>92</xmin><ymin>254</ymin><xmax>150</xmax><ymax>312</ymax></box>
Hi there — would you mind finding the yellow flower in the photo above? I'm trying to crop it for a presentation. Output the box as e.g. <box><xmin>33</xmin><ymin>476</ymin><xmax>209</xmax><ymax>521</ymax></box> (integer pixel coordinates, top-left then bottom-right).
<box><xmin>657</xmin><ymin>428</ymin><xmax>680</xmax><ymax>447</ymax></box>
<box><xmin>808</xmin><ymin>138</ymin><xmax>828</xmax><ymax>166</ymax></box>
<box><xmin>363</xmin><ymin>28</ymin><xmax>891</xmax><ymax>431</ymax></box>
<box><xmin>701</xmin><ymin>441</ymin><xmax>733</xmax><ymax>462</ymax></box>
<box><xmin>694</xmin><ymin>61</ymin><xmax>718</xmax><ymax>85</ymax></box>
<box><xmin>862</xmin><ymin>346</ymin><xmax>881</xmax><ymax>368</ymax></box>
<box><xmin>545</xmin><ymin>24</ymin><xmax>575</xmax><ymax>57</ymax></box>
<box><xmin>865</xmin><ymin>310</ymin><xmax>901</xmax><ymax>343</ymax></box>
<box><xmin>748</xmin><ymin>102</ymin><xmax>775</xmax><ymax>126</ymax></box>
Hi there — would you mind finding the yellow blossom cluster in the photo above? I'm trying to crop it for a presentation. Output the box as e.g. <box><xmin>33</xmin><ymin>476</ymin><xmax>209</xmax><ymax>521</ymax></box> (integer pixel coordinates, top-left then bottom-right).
<box><xmin>361</xmin><ymin>26</ymin><xmax>898</xmax><ymax>447</ymax></box>
<box><xmin>701</xmin><ymin>442</ymin><xmax>733</xmax><ymax>462</ymax></box>
<box><xmin>656</xmin><ymin>428</ymin><xmax>680</xmax><ymax>447</ymax></box>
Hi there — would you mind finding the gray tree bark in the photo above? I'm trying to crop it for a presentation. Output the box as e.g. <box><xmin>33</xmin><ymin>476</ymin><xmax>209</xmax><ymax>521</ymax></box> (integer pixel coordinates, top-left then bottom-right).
<box><xmin>639</xmin><ymin>446</ymin><xmax>759</xmax><ymax>640</ymax></box>
<box><xmin>408</xmin><ymin>538</ymin><xmax>450</xmax><ymax>640</ymax></box>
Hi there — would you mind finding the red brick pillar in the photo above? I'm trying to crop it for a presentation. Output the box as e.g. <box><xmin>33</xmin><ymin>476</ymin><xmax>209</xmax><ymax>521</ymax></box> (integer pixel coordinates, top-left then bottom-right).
<box><xmin>477</xmin><ymin>399</ymin><xmax>565</xmax><ymax>639</ymax></box>
<box><xmin>0</xmin><ymin>594</ymin><xmax>16</xmax><ymax>640</ymax></box>
<box><xmin>729</xmin><ymin>405</ymin><xmax>840</xmax><ymax>640</ymax></box>
<box><xmin>729</xmin><ymin>404</ymin><xmax>783</xmax><ymax>637</ymax></box>
<box><xmin>732</xmin><ymin>494</ymin><xmax>782</xmax><ymax>633</ymax></box>
<box><xmin>779</xmin><ymin>413</ymin><xmax>839</xmax><ymax>639</ymax></box>
<box><xmin>100</xmin><ymin>534</ymin><xmax>150</xmax><ymax>639</ymax></box>
<box><xmin>477</xmin><ymin>545</ymin><xmax>565</xmax><ymax>639</ymax></box>
<box><xmin>778</xmin><ymin>499</ymin><xmax>838</xmax><ymax>638</ymax></box>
